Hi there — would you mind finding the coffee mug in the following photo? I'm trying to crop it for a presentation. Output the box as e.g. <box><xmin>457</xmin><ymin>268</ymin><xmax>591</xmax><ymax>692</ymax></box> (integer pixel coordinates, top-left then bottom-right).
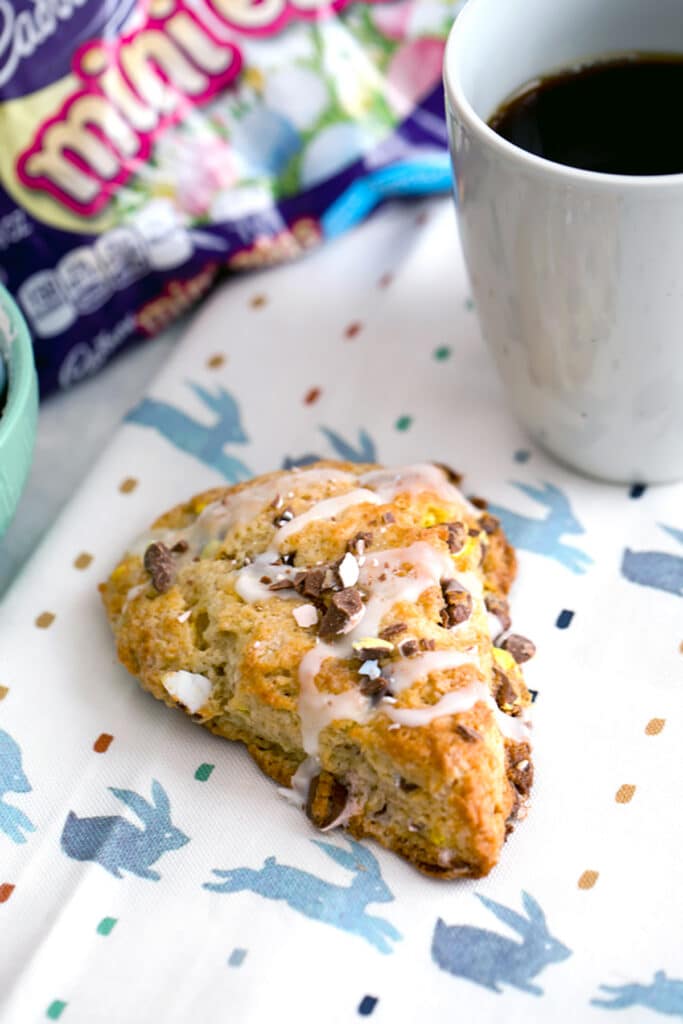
<box><xmin>443</xmin><ymin>0</ymin><xmax>683</xmax><ymax>484</ymax></box>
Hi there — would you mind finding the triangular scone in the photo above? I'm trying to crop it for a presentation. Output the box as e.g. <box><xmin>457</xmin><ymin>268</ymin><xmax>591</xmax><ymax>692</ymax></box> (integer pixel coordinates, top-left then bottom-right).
<box><xmin>101</xmin><ymin>462</ymin><xmax>534</xmax><ymax>878</ymax></box>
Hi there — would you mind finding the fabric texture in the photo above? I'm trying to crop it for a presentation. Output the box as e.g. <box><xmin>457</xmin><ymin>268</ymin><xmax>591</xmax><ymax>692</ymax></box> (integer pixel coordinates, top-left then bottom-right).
<box><xmin>0</xmin><ymin>198</ymin><xmax>681</xmax><ymax>1024</ymax></box>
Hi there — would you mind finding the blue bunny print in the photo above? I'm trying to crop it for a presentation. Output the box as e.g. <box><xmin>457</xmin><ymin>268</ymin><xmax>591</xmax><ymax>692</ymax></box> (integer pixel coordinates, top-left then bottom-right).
<box><xmin>592</xmin><ymin>971</ymin><xmax>683</xmax><ymax>1016</ymax></box>
<box><xmin>283</xmin><ymin>427</ymin><xmax>377</xmax><ymax>469</ymax></box>
<box><xmin>0</xmin><ymin>728</ymin><xmax>35</xmax><ymax>844</ymax></box>
<box><xmin>432</xmin><ymin>892</ymin><xmax>571</xmax><ymax>995</ymax></box>
<box><xmin>621</xmin><ymin>524</ymin><xmax>683</xmax><ymax>597</ymax></box>
<box><xmin>487</xmin><ymin>481</ymin><xmax>593</xmax><ymax>574</ymax></box>
<box><xmin>61</xmin><ymin>780</ymin><xmax>189</xmax><ymax>880</ymax></box>
<box><xmin>204</xmin><ymin>836</ymin><xmax>401</xmax><ymax>954</ymax></box>
<box><xmin>126</xmin><ymin>382</ymin><xmax>252</xmax><ymax>482</ymax></box>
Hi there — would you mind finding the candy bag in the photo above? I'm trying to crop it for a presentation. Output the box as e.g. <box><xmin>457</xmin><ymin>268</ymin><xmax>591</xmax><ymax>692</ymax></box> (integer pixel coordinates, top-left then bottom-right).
<box><xmin>0</xmin><ymin>0</ymin><xmax>462</xmax><ymax>396</ymax></box>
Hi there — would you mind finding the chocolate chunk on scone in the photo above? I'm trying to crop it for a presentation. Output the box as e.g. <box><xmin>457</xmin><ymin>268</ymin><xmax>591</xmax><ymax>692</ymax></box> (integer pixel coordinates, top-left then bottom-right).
<box><xmin>100</xmin><ymin>461</ymin><xmax>534</xmax><ymax>878</ymax></box>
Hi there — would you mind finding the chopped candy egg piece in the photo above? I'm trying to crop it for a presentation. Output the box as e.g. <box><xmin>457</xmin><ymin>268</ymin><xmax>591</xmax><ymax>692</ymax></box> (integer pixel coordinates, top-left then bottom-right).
<box><xmin>358</xmin><ymin>659</ymin><xmax>381</xmax><ymax>680</ymax></box>
<box><xmin>338</xmin><ymin>551</ymin><xmax>360</xmax><ymax>587</ymax></box>
<box><xmin>163</xmin><ymin>670</ymin><xmax>212</xmax><ymax>713</ymax></box>
<box><xmin>293</xmin><ymin>604</ymin><xmax>319</xmax><ymax>628</ymax></box>
<box><xmin>493</xmin><ymin>647</ymin><xmax>518</xmax><ymax>675</ymax></box>
<box><xmin>352</xmin><ymin>636</ymin><xmax>394</xmax><ymax>654</ymax></box>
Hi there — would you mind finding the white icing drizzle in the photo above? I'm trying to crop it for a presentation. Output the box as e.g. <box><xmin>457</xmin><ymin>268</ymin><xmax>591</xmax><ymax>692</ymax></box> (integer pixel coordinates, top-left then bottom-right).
<box><xmin>234</xmin><ymin>552</ymin><xmax>300</xmax><ymax>603</ymax></box>
<box><xmin>126</xmin><ymin>502</ymin><xmax>223</xmax><ymax>560</ymax></box>
<box><xmin>297</xmin><ymin>642</ymin><xmax>373</xmax><ymax>755</ymax></box>
<box><xmin>360</xmin><ymin>462</ymin><xmax>478</xmax><ymax>513</ymax></box>
<box><xmin>235</xmin><ymin>538</ymin><xmax>492</xmax><ymax>754</ymax></box>
<box><xmin>293</xmin><ymin>544</ymin><xmax>485</xmax><ymax>755</ymax></box>
<box><xmin>383</xmin><ymin>680</ymin><xmax>530</xmax><ymax>741</ymax></box>
<box><xmin>278</xmin><ymin>756</ymin><xmax>320</xmax><ymax>808</ymax></box>
<box><xmin>162</xmin><ymin>670</ymin><xmax>212</xmax><ymax>713</ymax></box>
<box><xmin>355</xmin><ymin>542</ymin><xmax>466</xmax><ymax>639</ymax></box>
<box><xmin>226</xmin><ymin>465</ymin><xmax>528</xmax><ymax>756</ymax></box>
<box><xmin>128</xmin><ymin>466</ymin><xmax>357</xmax><ymax>560</ymax></box>
<box><xmin>384</xmin><ymin>681</ymin><xmax>490</xmax><ymax>726</ymax></box>
<box><xmin>274</xmin><ymin>488</ymin><xmax>381</xmax><ymax>544</ymax></box>
<box><xmin>386</xmin><ymin>648</ymin><xmax>481</xmax><ymax>693</ymax></box>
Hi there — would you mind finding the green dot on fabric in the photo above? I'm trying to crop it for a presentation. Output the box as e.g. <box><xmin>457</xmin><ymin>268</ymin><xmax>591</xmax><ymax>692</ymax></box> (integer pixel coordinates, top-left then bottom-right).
<box><xmin>434</xmin><ymin>346</ymin><xmax>451</xmax><ymax>361</ymax></box>
<box><xmin>395</xmin><ymin>416</ymin><xmax>413</xmax><ymax>432</ymax></box>
<box><xmin>465</xmin><ymin>297</ymin><xmax>475</xmax><ymax>311</ymax></box>
<box><xmin>46</xmin><ymin>1001</ymin><xmax>67</xmax><ymax>1020</ymax></box>
<box><xmin>97</xmin><ymin>917</ymin><xmax>117</xmax><ymax>936</ymax></box>
<box><xmin>195</xmin><ymin>763</ymin><xmax>215</xmax><ymax>782</ymax></box>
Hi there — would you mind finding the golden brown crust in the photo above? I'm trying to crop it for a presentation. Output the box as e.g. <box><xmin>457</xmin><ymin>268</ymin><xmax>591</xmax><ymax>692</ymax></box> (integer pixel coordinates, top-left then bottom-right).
<box><xmin>100</xmin><ymin>460</ymin><xmax>533</xmax><ymax>878</ymax></box>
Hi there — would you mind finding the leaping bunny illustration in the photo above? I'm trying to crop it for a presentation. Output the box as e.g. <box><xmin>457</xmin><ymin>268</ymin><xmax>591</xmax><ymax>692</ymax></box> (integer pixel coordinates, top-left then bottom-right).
<box><xmin>0</xmin><ymin>729</ymin><xmax>35</xmax><ymax>844</ymax></box>
<box><xmin>432</xmin><ymin>891</ymin><xmax>571</xmax><ymax>995</ymax></box>
<box><xmin>283</xmin><ymin>426</ymin><xmax>377</xmax><ymax>468</ymax></box>
<box><xmin>592</xmin><ymin>971</ymin><xmax>683</xmax><ymax>1016</ymax></box>
<box><xmin>488</xmin><ymin>481</ymin><xmax>593</xmax><ymax>573</ymax></box>
<box><xmin>204</xmin><ymin>836</ymin><xmax>402</xmax><ymax>954</ymax></box>
<box><xmin>621</xmin><ymin>524</ymin><xmax>683</xmax><ymax>597</ymax></box>
<box><xmin>126</xmin><ymin>382</ymin><xmax>252</xmax><ymax>482</ymax></box>
<box><xmin>61</xmin><ymin>780</ymin><xmax>189</xmax><ymax>880</ymax></box>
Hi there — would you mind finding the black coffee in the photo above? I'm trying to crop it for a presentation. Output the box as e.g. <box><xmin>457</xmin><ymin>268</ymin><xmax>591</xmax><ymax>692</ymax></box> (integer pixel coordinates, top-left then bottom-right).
<box><xmin>489</xmin><ymin>54</ymin><xmax>683</xmax><ymax>176</ymax></box>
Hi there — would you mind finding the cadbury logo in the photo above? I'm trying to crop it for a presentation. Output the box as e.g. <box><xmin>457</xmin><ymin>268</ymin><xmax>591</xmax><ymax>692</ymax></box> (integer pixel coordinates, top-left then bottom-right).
<box><xmin>0</xmin><ymin>0</ymin><xmax>89</xmax><ymax>89</ymax></box>
<box><xmin>16</xmin><ymin>0</ymin><xmax>367</xmax><ymax>216</ymax></box>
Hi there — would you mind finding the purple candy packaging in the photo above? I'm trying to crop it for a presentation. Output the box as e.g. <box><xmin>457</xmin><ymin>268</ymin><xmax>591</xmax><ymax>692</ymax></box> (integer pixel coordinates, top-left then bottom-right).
<box><xmin>0</xmin><ymin>0</ymin><xmax>462</xmax><ymax>396</ymax></box>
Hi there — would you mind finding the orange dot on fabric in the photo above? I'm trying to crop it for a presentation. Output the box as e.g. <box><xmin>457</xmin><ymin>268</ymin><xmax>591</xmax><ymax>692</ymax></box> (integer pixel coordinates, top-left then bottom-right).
<box><xmin>207</xmin><ymin>354</ymin><xmax>226</xmax><ymax>369</ymax></box>
<box><xmin>344</xmin><ymin>321</ymin><xmax>362</xmax><ymax>339</ymax></box>
<box><xmin>119</xmin><ymin>477</ymin><xmax>138</xmax><ymax>494</ymax></box>
<box><xmin>0</xmin><ymin>884</ymin><xmax>15</xmax><ymax>903</ymax></box>
<box><xmin>35</xmin><ymin>612</ymin><xmax>55</xmax><ymax>629</ymax></box>
<box><xmin>94</xmin><ymin>733</ymin><xmax>114</xmax><ymax>754</ymax></box>
<box><xmin>250</xmin><ymin>294</ymin><xmax>267</xmax><ymax>309</ymax></box>
<box><xmin>0</xmin><ymin>686</ymin><xmax>8</xmax><ymax>702</ymax></box>
<box><xmin>578</xmin><ymin>870</ymin><xmax>599</xmax><ymax>890</ymax></box>
<box><xmin>615</xmin><ymin>784</ymin><xmax>636</xmax><ymax>804</ymax></box>
<box><xmin>74</xmin><ymin>552</ymin><xmax>93</xmax><ymax>570</ymax></box>
<box><xmin>304</xmin><ymin>387</ymin><xmax>321</xmax><ymax>406</ymax></box>
<box><xmin>378</xmin><ymin>272</ymin><xmax>393</xmax><ymax>289</ymax></box>
<box><xmin>645</xmin><ymin>718</ymin><xmax>665</xmax><ymax>735</ymax></box>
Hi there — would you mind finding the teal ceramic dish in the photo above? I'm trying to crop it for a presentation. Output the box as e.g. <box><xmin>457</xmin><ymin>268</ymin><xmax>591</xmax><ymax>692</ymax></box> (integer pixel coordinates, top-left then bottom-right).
<box><xmin>0</xmin><ymin>284</ymin><xmax>38</xmax><ymax>538</ymax></box>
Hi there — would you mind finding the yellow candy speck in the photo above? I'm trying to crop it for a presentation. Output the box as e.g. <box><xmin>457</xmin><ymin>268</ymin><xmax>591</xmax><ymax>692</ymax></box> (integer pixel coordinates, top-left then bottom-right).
<box><xmin>421</xmin><ymin>506</ymin><xmax>450</xmax><ymax>528</ymax></box>
<box><xmin>200</xmin><ymin>540</ymin><xmax>221</xmax><ymax>559</ymax></box>
<box><xmin>352</xmin><ymin>637</ymin><xmax>394</xmax><ymax>653</ymax></box>
<box><xmin>493</xmin><ymin>647</ymin><xmax>517</xmax><ymax>675</ymax></box>
<box><xmin>458</xmin><ymin>537</ymin><xmax>480</xmax><ymax>562</ymax></box>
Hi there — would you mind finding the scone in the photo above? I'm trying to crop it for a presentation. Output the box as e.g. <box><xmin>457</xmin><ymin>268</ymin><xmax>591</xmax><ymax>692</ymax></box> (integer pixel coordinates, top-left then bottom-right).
<box><xmin>100</xmin><ymin>461</ymin><xmax>535</xmax><ymax>878</ymax></box>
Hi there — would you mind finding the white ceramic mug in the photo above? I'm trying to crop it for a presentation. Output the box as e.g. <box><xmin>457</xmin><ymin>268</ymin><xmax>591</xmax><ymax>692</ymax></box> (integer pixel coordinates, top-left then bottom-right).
<box><xmin>444</xmin><ymin>0</ymin><xmax>683</xmax><ymax>484</ymax></box>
